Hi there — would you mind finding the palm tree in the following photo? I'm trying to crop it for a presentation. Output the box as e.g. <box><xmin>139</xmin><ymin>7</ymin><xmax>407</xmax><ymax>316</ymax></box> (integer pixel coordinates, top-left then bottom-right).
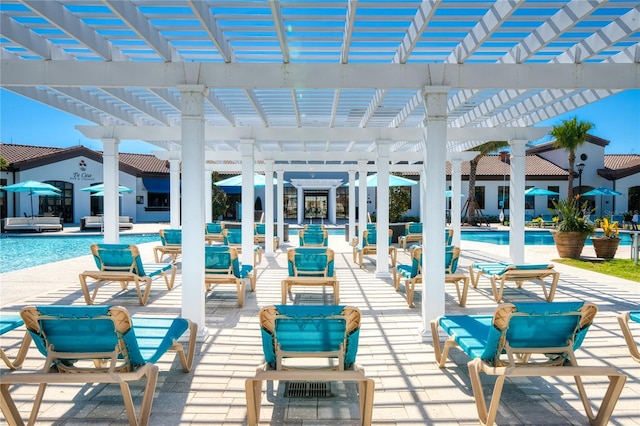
<box><xmin>0</xmin><ymin>156</ymin><xmax>9</xmax><ymax>170</ymax></box>
<box><xmin>466</xmin><ymin>141</ymin><xmax>509</xmax><ymax>225</ymax></box>
<box><xmin>549</xmin><ymin>116</ymin><xmax>594</xmax><ymax>199</ymax></box>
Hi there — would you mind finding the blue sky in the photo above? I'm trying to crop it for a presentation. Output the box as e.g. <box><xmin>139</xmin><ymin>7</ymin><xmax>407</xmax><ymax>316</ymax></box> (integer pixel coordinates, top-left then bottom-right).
<box><xmin>1</xmin><ymin>88</ymin><xmax>639</xmax><ymax>155</ymax></box>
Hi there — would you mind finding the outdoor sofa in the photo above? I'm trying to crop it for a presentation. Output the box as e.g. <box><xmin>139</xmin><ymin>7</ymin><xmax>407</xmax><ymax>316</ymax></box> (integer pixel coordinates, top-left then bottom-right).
<box><xmin>2</xmin><ymin>217</ymin><xmax>62</xmax><ymax>233</ymax></box>
<box><xmin>80</xmin><ymin>215</ymin><xmax>133</xmax><ymax>230</ymax></box>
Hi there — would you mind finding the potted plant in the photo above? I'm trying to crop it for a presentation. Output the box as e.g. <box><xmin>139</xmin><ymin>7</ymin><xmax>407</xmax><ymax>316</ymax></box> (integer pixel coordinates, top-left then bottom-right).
<box><xmin>550</xmin><ymin>197</ymin><xmax>595</xmax><ymax>259</ymax></box>
<box><xmin>591</xmin><ymin>217</ymin><xmax>620</xmax><ymax>259</ymax></box>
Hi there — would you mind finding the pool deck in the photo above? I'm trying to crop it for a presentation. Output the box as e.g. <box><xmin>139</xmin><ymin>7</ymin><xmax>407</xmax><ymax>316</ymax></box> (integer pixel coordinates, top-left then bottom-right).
<box><xmin>1</xmin><ymin>223</ymin><xmax>638</xmax><ymax>425</ymax></box>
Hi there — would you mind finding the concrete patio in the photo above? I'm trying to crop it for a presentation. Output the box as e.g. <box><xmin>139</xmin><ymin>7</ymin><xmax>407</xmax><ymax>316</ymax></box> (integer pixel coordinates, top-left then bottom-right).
<box><xmin>0</xmin><ymin>225</ymin><xmax>638</xmax><ymax>425</ymax></box>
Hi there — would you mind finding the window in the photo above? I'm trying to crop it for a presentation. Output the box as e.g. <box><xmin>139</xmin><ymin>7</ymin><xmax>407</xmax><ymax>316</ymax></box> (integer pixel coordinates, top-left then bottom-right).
<box><xmin>525</xmin><ymin>186</ymin><xmax>534</xmax><ymax>210</ymax></box>
<box><xmin>284</xmin><ymin>187</ymin><xmax>297</xmax><ymax>219</ymax></box>
<box><xmin>547</xmin><ymin>186</ymin><xmax>560</xmax><ymax>209</ymax></box>
<box><xmin>498</xmin><ymin>186</ymin><xmax>509</xmax><ymax>210</ymax></box>
<box><xmin>336</xmin><ymin>186</ymin><xmax>349</xmax><ymax>219</ymax></box>
<box><xmin>474</xmin><ymin>186</ymin><xmax>485</xmax><ymax>210</ymax></box>
<box><xmin>148</xmin><ymin>193</ymin><xmax>169</xmax><ymax>209</ymax></box>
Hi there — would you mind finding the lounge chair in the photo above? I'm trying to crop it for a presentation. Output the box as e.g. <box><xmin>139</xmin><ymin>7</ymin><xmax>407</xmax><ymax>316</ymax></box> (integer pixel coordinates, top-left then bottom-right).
<box><xmin>298</xmin><ymin>228</ymin><xmax>329</xmax><ymax>247</ymax></box>
<box><xmin>393</xmin><ymin>245</ymin><xmax>469</xmax><ymax>307</ymax></box>
<box><xmin>304</xmin><ymin>224</ymin><xmax>325</xmax><ymax>231</ymax></box>
<box><xmin>431</xmin><ymin>301</ymin><xmax>626</xmax><ymax>426</ymax></box>
<box><xmin>469</xmin><ymin>261</ymin><xmax>559</xmax><ymax>302</ymax></box>
<box><xmin>353</xmin><ymin>228</ymin><xmax>396</xmax><ymax>268</ymax></box>
<box><xmin>204</xmin><ymin>222</ymin><xmax>225</xmax><ymax>245</ymax></box>
<box><xmin>397</xmin><ymin>222</ymin><xmax>422</xmax><ymax>251</ymax></box>
<box><xmin>153</xmin><ymin>229</ymin><xmax>182</xmax><ymax>263</ymax></box>
<box><xmin>281</xmin><ymin>247</ymin><xmax>339</xmax><ymax>304</ymax></box>
<box><xmin>0</xmin><ymin>315</ymin><xmax>31</xmax><ymax>370</ymax></box>
<box><xmin>245</xmin><ymin>305</ymin><xmax>374</xmax><ymax>426</ymax></box>
<box><xmin>254</xmin><ymin>223</ymin><xmax>280</xmax><ymax>249</ymax></box>
<box><xmin>79</xmin><ymin>243</ymin><xmax>176</xmax><ymax>306</ymax></box>
<box><xmin>222</xmin><ymin>228</ymin><xmax>263</xmax><ymax>266</ymax></box>
<box><xmin>407</xmin><ymin>228</ymin><xmax>454</xmax><ymax>257</ymax></box>
<box><xmin>617</xmin><ymin>310</ymin><xmax>640</xmax><ymax>362</ymax></box>
<box><xmin>204</xmin><ymin>246</ymin><xmax>255</xmax><ymax>307</ymax></box>
<box><xmin>0</xmin><ymin>305</ymin><xmax>197</xmax><ymax>426</ymax></box>
<box><xmin>540</xmin><ymin>213</ymin><xmax>555</xmax><ymax>227</ymax></box>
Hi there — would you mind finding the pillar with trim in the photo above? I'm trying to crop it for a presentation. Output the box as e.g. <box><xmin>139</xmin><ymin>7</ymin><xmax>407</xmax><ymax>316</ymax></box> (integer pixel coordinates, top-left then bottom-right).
<box><xmin>241</xmin><ymin>140</ymin><xmax>256</xmax><ymax>267</ymax></box>
<box><xmin>277</xmin><ymin>170</ymin><xmax>285</xmax><ymax>242</ymax></box>
<box><xmin>509</xmin><ymin>139</ymin><xmax>528</xmax><ymax>264</ymax></box>
<box><xmin>264</xmin><ymin>160</ymin><xmax>275</xmax><ymax>256</ymax></box>
<box><xmin>375</xmin><ymin>140</ymin><xmax>391</xmax><ymax>278</ymax></box>
<box><xmin>101</xmin><ymin>138</ymin><xmax>120</xmax><ymax>244</ymax></box>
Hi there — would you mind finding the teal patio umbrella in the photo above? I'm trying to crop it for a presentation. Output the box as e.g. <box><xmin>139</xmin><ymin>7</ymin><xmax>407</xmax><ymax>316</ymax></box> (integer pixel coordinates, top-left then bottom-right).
<box><xmin>81</xmin><ymin>183</ymin><xmax>133</xmax><ymax>193</ymax></box>
<box><xmin>0</xmin><ymin>180</ymin><xmax>61</xmax><ymax>217</ymax></box>
<box><xmin>214</xmin><ymin>174</ymin><xmax>284</xmax><ymax>187</ymax></box>
<box><xmin>581</xmin><ymin>187</ymin><xmax>623</xmax><ymax>217</ymax></box>
<box><xmin>524</xmin><ymin>187</ymin><xmax>559</xmax><ymax>196</ymax></box>
<box><xmin>347</xmin><ymin>174</ymin><xmax>418</xmax><ymax>187</ymax></box>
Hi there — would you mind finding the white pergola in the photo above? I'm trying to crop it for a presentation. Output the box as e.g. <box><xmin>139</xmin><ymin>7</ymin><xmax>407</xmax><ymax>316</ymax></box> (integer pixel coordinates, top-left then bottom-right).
<box><xmin>2</xmin><ymin>1</ymin><xmax>639</xmax><ymax>337</ymax></box>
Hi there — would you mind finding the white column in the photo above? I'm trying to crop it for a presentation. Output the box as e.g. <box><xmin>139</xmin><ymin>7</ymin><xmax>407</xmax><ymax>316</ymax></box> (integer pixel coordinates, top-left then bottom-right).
<box><xmin>169</xmin><ymin>158</ymin><xmax>181</xmax><ymax>228</ymax></box>
<box><xmin>421</xmin><ymin>90</ymin><xmax>448</xmax><ymax>334</ymax></box>
<box><xmin>329</xmin><ymin>186</ymin><xmax>337</xmax><ymax>224</ymax></box>
<box><xmin>375</xmin><ymin>140</ymin><xmax>391</xmax><ymax>278</ymax></box>
<box><xmin>358</xmin><ymin>161</ymin><xmax>368</xmax><ymax>243</ymax></box>
<box><xmin>450</xmin><ymin>159</ymin><xmax>463</xmax><ymax>247</ymax></box>
<box><xmin>277</xmin><ymin>170</ymin><xmax>285</xmax><ymax>242</ymax></box>
<box><xmin>509</xmin><ymin>139</ymin><xmax>528</xmax><ymax>264</ymax></box>
<box><xmin>348</xmin><ymin>169</ymin><xmax>356</xmax><ymax>243</ymax></box>
<box><xmin>101</xmin><ymin>138</ymin><xmax>120</xmax><ymax>243</ymax></box>
<box><xmin>297</xmin><ymin>186</ymin><xmax>304</xmax><ymax>225</ymax></box>
<box><xmin>178</xmin><ymin>85</ymin><xmax>207</xmax><ymax>338</ymax></box>
<box><xmin>204</xmin><ymin>167</ymin><xmax>213</xmax><ymax>223</ymax></box>
<box><xmin>241</xmin><ymin>140</ymin><xmax>256</xmax><ymax>267</ymax></box>
<box><xmin>420</xmin><ymin>170</ymin><xmax>426</xmax><ymax>224</ymax></box>
<box><xmin>264</xmin><ymin>160</ymin><xmax>275</xmax><ymax>256</ymax></box>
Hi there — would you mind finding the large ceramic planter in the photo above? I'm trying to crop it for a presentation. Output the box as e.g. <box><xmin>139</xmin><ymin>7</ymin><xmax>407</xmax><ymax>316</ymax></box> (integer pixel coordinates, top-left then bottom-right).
<box><xmin>591</xmin><ymin>237</ymin><xmax>620</xmax><ymax>259</ymax></box>
<box><xmin>551</xmin><ymin>230</ymin><xmax>588</xmax><ymax>259</ymax></box>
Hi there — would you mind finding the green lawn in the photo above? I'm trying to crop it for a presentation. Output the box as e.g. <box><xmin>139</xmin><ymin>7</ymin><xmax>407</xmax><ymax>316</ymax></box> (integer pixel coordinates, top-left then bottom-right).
<box><xmin>554</xmin><ymin>258</ymin><xmax>640</xmax><ymax>283</ymax></box>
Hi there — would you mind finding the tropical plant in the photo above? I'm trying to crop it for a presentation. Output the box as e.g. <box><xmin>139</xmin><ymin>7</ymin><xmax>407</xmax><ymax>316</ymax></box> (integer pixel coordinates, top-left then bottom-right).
<box><xmin>0</xmin><ymin>156</ymin><xmax>9</xmax><ymax>170</ymax></box>
<box><xmin>211</xmin><ymin>172</ymin><xmax>229</xmax><ymax>220</ymax></box>
<box><xmin>549</xmin><ymin>116</ymin><xmax>595</xmax><ymax>199</ymax></box>
<box><xmin>465</xmin><ymin>141</ymin><xmax>509</xmax><ymax>225</ymax></box>
<box><xmin>600</xmin><ymin>217</ymin><xmax>619</xmax><ymax>239</ymax></box>
<box><xmin>388</xmin><ymin>175</ymin><xmax>411</xmax><ymax>222</ymax></box>
<box><xmin>549</xmin><ymin>197</ymin><xmax>595</xmax><ymax>235</ymax></box>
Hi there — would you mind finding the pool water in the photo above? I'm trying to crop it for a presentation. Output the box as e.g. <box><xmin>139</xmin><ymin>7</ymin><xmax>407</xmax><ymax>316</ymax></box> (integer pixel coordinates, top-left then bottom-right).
<box><xmin>0</xmin><ymin>234</ymin><xmax>159</xmax><ymax>273</ymax></box>
<box><xmin>461</xmin><ymin>230</ymin><xmax>632</xmax><ymax>246</ymax></box>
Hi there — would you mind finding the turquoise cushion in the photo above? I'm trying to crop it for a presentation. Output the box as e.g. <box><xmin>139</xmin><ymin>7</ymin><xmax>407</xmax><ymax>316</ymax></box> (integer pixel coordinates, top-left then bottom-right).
<box><xmin>300</xmin><ymin>231</ymin><xmax>327</xmax><ymax>246</ymax></box>
<box><xmin>406</xmin><ymin>223</ymin><xmax>422</xmax><ymax>234</ymax></box>
<box><xmin>396</xmin><ymin>264</ymin><xmax>414</xmax><ymax>279</ymax></box>
<box><xmin>288</xmin><ymin>248</ymin><xmax>334</xmax><ymax>277</ymax></box>
<box><xmin>206</xmin><ymin>222</ymin><xmax>223</xmax><ymax>233</ymax></box>
<box><xmin>162</xmin><ymin>229</ymin><xmax>182</xmax><ymax>245</ymax></box>
<box><xmin>255</xmin><ymin>223</ymin><xmax>266</xmax><ymax>235</ymax></box>
<box><xmin>130</xmin><ymin>316</ymin><xmax>190</xmax><ymax>365</ymax></box>
<box><xmin>630</xmin><ymin>311</ymin><xmax>640</xmax><ymax>323</ymax></box>
<box><xmin>0</xmin><ymin>315</ymin><xmax>24</xmax><ymax>336</ymax></box>
<box><xmin>261</xmin><ymin>305</ymin><xmax>359</xmax><ymax>368</ymax></box>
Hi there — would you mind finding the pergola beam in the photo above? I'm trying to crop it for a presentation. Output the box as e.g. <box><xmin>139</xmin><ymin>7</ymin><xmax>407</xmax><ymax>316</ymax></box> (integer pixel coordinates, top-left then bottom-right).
<box><xmin>3</xmin><ymin>62</ymin><xmax>638</xmax><ymax>90</ymax></box>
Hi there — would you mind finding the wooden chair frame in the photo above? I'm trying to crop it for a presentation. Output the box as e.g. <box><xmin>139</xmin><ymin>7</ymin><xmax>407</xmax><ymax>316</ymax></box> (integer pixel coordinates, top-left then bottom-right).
<box><xmin>204</xmin><ymin>222</ymin><xmax>225</xmax><ymax>245</ymax></box>
<box><xmin>617</xmin><ymin>310</ymin><xmax>640</xmax><ymax>362</ymax></box>
<box><xmin>353</xmin><ymin>229</ymin><xmax>396</xmax><ymax>269</ymax></box>
<box><xmin>0</xmin><ymin>316</ymin><xmax>32</xmax><ymax>370</ymax></box>
<box><xmin>204</xmin><ymin>246</ymin><xmax>255</xmax><ymax>307</ymax></box>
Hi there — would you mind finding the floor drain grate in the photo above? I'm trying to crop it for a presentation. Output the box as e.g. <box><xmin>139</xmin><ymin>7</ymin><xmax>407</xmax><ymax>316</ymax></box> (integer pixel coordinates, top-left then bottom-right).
<box><xmin>283</xmin><ymin>381</ymin><xmax>331</xmax><ymax>398</ymax></box>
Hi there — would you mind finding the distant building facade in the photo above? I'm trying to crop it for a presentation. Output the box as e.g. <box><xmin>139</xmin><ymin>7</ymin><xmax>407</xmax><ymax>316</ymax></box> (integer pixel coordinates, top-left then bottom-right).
<box><xmin>1</xmin><ymin>138</ymin><xmax>638</xmax><ymax>224</ymax></box>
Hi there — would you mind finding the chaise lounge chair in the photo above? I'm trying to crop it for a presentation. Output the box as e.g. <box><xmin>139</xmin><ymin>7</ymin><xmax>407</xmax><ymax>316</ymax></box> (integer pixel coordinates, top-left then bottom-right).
<box><xmin>204</xmin><ymin>245</ymin><xmax>255</xmax><ymax>307</ymax></box>
<box><xmin>153</xmin><ymin>229</ymin><xmax>182</xmax><ymax>263</ymax></box>
<box><xmin>617</xmin><ymin>310</ymin><xmax>640</xmax><ymax>362</ymax></box>
<box><xmin>79</xmin><ymin>243</ymin><xmax>176</xmax><ymax>306</ymax></box>
<box><xmin>298</xmin><ymin>228</ymin><xmax>329</xmax><ymax>247</ymax></box>
<box><xmin>222</xmin><ymin>228</ymin><xmax>263</xmax><ymax>266</ymax></box>
<box><xmin>393</xmin><ymin>245</ymin><xmax>469</xmax><ymax>307</ymax></box>
<box><xmin>0</xmin><ymin>315</ymin><xmax>31</xmax><ymax>370</ymax></box>
<box><xmin>431</xmin><ymin>301</ymin><xmax>626</xmax><ymax>426</ymax></box>
<box><xmin>281</xmin><ymin>247</ymin><xmax>339</xmax><ymax>304</ymax></box>
<box><xmin>254</xmin><ymin>223</ymin><xmax>280</xmax><ymax>249</ymax></box>
<box><xmin>0</xmin><ymin>305</ymin><xmax>197</xmax><ymax>426</ymax></box>
<box><xmin>469</xmin><ymin>261</ymin><xmax>560</xmax><ymax>302</ymax></box>
<box><xmin>204</xmin><ymin>222</ymin><xmax>225</xmax><ymax>245</ymax></box>
<box><xmin>397</xmin><ymin>222</ymin><xmax>422</xmax><ymax>251</ymax></box>
<box><xmin>353</xmin><ymin>228</ymin><xmax>396</xmax><ymax>268</ymax></box>
<box><xmin>245</xmin><ymin>305</ymin><xmax>374</xmax><ymax>426</ymax></box>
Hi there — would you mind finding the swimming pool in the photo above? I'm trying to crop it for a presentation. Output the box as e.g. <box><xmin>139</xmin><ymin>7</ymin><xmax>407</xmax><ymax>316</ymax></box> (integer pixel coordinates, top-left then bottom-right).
<box><xmin>0</xmin><ymin>234</ymin><xmax>160</xmax><ymax>273</ymax></box>
<box><xmin>461</xmin><ymin>230</ymin><xmax>633</xmax><ymax>246</ymax></box>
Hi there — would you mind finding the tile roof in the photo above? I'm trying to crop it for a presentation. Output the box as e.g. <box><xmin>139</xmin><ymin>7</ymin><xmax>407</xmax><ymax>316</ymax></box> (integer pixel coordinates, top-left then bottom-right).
<box><xmin>0</xmin><ymin>143</ymin><xmax>169</xmax><ymax>175</ymax></box>
<box><xmin>599</xmin><ymin>154</ymin><xmax>640</xmax><ymax>180</ymax></box>
<box><xmin>526</xmin><ymin>134</ymin><xmax>610</xmax><ymax>155</ymax></box>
